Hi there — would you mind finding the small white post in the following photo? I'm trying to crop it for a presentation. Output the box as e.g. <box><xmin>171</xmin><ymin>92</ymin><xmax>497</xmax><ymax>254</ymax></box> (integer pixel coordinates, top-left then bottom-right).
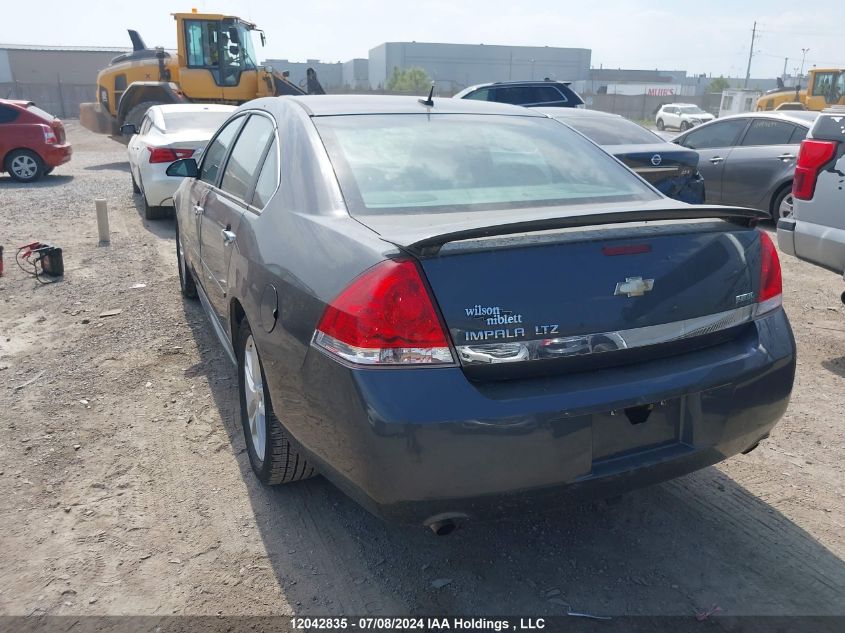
<box><xmin>95</xmin><ymin>198</ymin><xmax>110</xmax><ymax>244</ymax></box>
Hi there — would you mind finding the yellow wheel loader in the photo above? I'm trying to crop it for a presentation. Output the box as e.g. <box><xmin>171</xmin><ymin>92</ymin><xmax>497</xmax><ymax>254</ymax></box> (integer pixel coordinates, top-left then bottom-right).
<box><xmin>80</xmin><ymin>10</ymin><xmax>323</xmax><ymax>135</ymax></box>
<box><xmin>756</xmin><ymin>68</ymin><xmax>845</xmax><ymax>112</ymax></box>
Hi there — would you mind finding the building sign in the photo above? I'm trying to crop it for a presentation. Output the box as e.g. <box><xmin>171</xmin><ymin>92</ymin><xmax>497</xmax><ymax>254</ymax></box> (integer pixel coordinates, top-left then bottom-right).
<box><xmin>606</xmin><ymin>84</ymin><xmax>683</xmax><ymax>96</ymax></box>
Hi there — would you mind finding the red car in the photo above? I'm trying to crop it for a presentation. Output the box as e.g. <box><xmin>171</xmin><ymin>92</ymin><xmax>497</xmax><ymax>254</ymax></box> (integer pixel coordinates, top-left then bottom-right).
<box><xmin>0</xmin><ymin>99</ymin><xmax>72</xmax><ymax>182</ymax></box>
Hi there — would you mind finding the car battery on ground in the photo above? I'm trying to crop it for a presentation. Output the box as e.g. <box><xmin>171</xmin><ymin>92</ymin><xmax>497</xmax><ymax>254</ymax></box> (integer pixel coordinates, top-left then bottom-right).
<box><xmin>16</xmin><ymin>242</ymin><xmax>64</xmax><ymax>283</ymax></box>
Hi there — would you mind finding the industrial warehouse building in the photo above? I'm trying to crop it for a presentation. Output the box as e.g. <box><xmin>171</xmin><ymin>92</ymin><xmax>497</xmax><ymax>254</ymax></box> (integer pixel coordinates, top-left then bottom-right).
<box><xmin>367</xmin><ymin>42</ymin><xmax>592</xmax><ymax>92</ymax></box>
<box><xmin>0</xmin><ymin>44</ymin><xmax>128</xmax><ymax>117</ymax></box>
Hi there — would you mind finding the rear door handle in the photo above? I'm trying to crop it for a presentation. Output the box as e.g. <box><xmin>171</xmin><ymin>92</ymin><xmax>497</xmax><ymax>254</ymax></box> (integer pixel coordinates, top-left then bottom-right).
<box><xmin>777</xmin><ymin>153</ymin><xmax>796</xmax><ymax>161</ymax></box>
<box><xmin>193</xmin><ymin>204</ymin><xmax>204</xmax><ymax>216</ymax></box>
<box><xmin>709</xmin><ymin>156</ymin><xmax>724</xmax><ymax>164</ymax></box>
<box><xmin>222</xmin><ymin>229</ymin><xmax>236</xmax><ymax>245</ymax></box>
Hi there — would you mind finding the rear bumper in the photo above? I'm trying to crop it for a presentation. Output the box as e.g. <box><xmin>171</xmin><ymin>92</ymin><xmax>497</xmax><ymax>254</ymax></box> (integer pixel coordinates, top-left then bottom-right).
<box><xmin>778</xmin><ymin>216</ymin><xmax>845</xmax><ymax>277</ymax></box>
<box><xmin>43</xmin><ymin>144</ymin><xmax>72</xmax><ymax>168</ymax></box>
<box><xmin>653</xmin><ymin>173</ymin><xmax>705</xmax><ymax>204</ymax></box>
<box><xmin>140</xmin><ymin>163</ymin><xmax>178</xmax><ymax>207</ymax></box>
<box><xmin>281</xmin><ymin>311</ymin><xmax>795</xmax><ymax>524</ymax></box>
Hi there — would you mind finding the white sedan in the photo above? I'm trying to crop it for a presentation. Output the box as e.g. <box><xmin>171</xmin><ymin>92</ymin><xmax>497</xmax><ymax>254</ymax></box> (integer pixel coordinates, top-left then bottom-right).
<box><xmin>124</xmin><ymin>104</ymin><xmax>236</xmax><ymax>220</ymax></box>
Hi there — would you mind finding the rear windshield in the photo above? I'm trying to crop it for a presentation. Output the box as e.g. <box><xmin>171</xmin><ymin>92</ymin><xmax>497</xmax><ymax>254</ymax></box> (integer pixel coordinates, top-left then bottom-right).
<box><xmin>26</xmin><ymin>105</ymin><xmax>55</xmax><ymax>121</ymax></box>
<box><xmin>555</xmin><ymin>115</ymin><xmax>661</xmax><ymax>145</ymax></box>
<box><xmin>314</xmin><ymin>114</ymin><xmax>659</xmax><ymax>215</ymax></box>
<box><xmin>162</xmin><ymin>111</ymin><xmax>232</xmax><ymax>133</ymax></box>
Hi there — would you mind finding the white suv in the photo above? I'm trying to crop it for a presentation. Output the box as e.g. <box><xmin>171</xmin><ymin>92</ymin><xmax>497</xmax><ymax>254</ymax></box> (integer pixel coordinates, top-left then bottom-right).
<box><xmin>777</xmin><ymin>109</ymin><xmax>845</xmax><ymax>304</ymax></box>
<box><xmin>656</xmin><ymin>104</ymin><xmax>715</xmax><ymax>131</ymax></box>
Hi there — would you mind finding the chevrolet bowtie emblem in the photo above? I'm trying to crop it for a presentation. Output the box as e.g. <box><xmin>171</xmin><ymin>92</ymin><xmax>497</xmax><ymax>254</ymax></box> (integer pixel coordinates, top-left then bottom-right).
<box><xmin>614</xmin><ymin>276</ymin><xmax>655</xmax><ymax>297</ymax></box>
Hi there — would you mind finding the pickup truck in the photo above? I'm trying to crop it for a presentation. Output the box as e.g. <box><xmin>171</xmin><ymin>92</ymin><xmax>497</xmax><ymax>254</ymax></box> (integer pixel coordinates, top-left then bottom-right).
<box><xmin>777</xmin><ymin>108</ymin><xmax>845</xmax><ymax>304</ymax></box>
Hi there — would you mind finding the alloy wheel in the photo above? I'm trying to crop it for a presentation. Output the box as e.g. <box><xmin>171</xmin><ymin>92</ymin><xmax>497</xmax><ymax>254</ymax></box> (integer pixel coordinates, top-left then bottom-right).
<box><xmin>243</xmin><ymin>335</ymin><xmax>266</xmax><ymax>461</ymax></box>
<box><xmin>11</xmin><ymin>155</ymin><xmax>38</xmax><ymax>180</ymax></box>
<box><xmin>778</xmin><ymin>193</ymin><xmax>794</xmax><ymax>219</ymax></box>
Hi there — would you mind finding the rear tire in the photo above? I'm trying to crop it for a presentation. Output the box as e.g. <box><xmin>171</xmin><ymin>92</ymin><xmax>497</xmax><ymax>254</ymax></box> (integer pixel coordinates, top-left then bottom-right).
<box><xmin>123</xmin><ymin>101</ymin><xmax>163</xmax><ymax>132</ymax></box>
<box><xmin>138</xmin><ymin>174</ymin><xmax>170</xmax><ymax>220</ymax></box>
<box><xmin>175</xmin><ymin>219</ymin><xmax>197</xmax><ymax>299</ymax></box>
<box><xmin>656</xmin><ymin>118</ymin><xmax>665</xmax><ymax>131</ymax></box>
<box><xmin>5</xmin><ymin>149</ymin><xmax>44</xmax><ymax>182</ymax></box>
<box><xmin>237</xmin><ymin>318</ymin><xmax>316</xmax><ymax>485</ymax></box>
<box><xmin>771</xmin><ymin>185</ymin><xmax>794</xmax><ymax>221</ymax></box>
<box><xmin>44</xmin><ymin>167</ymin><xmax>54</xmax><ymax>176</ymax></box>
<box><xmin>131</xmin><ymin>171</ymin><xmax>141</xmax><ymax>193</ymax></box>
<box><xmin>142</xmin><ymin>194</ymin><xmax>170</xmax><ymax>220</ymax></box>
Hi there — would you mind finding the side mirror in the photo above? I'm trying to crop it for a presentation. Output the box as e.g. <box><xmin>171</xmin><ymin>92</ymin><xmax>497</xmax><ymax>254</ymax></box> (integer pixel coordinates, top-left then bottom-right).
<box><xmin>120</xmin><ymin>123</ymin><xmax>137</xmax><ymax>136</ymax></box>
<box><xmin>166</xmin><ymin>158</ymin><xmax>198</xmax><ymax>178</ymax></box>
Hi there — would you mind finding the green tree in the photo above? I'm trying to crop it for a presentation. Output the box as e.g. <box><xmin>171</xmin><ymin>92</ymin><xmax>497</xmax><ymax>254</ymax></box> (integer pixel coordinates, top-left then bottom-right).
<box><xmin>708</xmin><ymin>76</ymin><xmax>731</xmax><ymax>93</ymax></box>
<box><xmin>386</xmin><ymin>67</ymin><xmax>433</xmax><ymax>93</ymax></box>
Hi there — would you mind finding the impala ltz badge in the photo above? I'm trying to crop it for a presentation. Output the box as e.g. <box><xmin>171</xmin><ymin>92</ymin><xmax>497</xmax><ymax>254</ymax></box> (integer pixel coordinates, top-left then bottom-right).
<box><xmin>651</xmin><ymin>154</ymin><xmax>663</xmax><ymax>166</ymax></box>
<box><xmin>614</xmin><ymin>276</ymin><xmax>655</xmax><ymax>297</ymax></box>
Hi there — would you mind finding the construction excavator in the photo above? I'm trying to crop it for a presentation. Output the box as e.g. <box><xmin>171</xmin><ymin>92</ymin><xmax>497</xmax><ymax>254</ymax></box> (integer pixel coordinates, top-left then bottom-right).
<box><xmin>756</xmin><ymin>68</ymin><xmax>845</xmax><ymax>111</ymax></box>
<box><xmin>80</xmin><ymin>10</ymin><xmax>324</xmax><ymax>135</ymax></box>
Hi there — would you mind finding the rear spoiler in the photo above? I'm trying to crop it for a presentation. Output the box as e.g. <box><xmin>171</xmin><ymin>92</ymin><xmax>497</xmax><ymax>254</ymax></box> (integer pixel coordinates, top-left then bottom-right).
<box><xmin>392</xmin><ymin>206</ymin><xmax>767</xmax><ymax>256</ymax></box>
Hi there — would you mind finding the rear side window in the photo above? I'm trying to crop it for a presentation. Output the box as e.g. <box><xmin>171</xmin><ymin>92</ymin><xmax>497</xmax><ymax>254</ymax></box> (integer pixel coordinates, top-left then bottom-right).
<box><xmin>199</xmin><ymin>116</ymin><xmax>244</xmax><ymax>185</ymax></box>
<box><xmin>489</xmin><ymin>86</ymin><xmax>565</xmax><ymax>105</ymax></box>
<box><xmin>0</xmin><ymin>105</ymin><xmax>19</xmax><ymax>124</ymax></box>
<box><xmin>25</xmin><ymin>105</ymin><xmax>55</xmax><ymax>121</ymax></box>
<box><xmin>788</xmin><ymin>125</ymin><xmax>809</xmax><ymax>144</ymax></box>
<box><xmin>740</xmin><ymin>119</ymin><xmax>796</xmax><ymax>146</ymax></box>
<box><xmin>679</xmin><ymin>119</ymin><xmax>747</xmax><ymax>149</ymax></box>
<box><xmin>464</xmin><ymin>88</ymin><xmax>490</xmax><ymax>101</ymax></box>
<box><xmin>251</xmin><ymin>139</ymin><xmax>279</xmax><ymax>208</ymax></box>
<box><xmin>220</xmin><ymin>115</ymin><xmax>275</xmax><ymax>200</ymax></box>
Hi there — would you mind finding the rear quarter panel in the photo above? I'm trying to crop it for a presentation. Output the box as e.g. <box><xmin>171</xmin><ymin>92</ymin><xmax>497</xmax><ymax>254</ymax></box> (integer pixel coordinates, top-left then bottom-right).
<box><xmin>225</xmin><ymin>102</ymin><xmax>397</xmax><ymax>447</ymax></box>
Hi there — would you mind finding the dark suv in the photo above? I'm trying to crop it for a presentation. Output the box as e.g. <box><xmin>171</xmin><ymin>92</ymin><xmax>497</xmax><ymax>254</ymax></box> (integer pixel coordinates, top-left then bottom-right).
<box><xmin>454</xmin><ymin>80</ymin><xmax>584</xmax><ymax>108</ymax></box>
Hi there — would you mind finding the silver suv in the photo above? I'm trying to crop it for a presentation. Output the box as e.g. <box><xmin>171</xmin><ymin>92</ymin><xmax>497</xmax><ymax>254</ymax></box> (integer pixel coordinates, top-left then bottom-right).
<box><xmin>656</xmin><ymin>103</ymin><xmax>715</xmax><ymax>131</ymax></box>
<box><xmin>777</xmin><ymin>108</ymin><xmax>845</xmax><ymax>303</ymax></box>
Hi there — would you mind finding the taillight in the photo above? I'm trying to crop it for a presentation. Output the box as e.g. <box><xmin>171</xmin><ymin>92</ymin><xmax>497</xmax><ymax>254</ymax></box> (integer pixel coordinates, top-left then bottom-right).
<box><xmin>148</xmin><ymin>147</ymin><xmax>194</xmax><ymax>163</ymax></box>
<box><xmin>313</xmin><ymin>259</ymin><xmax>454</xmax><ymax>365</ymax></box>
<box><xmin>40</xmin><ymin>124</ymin><xmax>57</xmax><ymax>144</ymax></box>
<box><xmin>756</xmin><ymin>230</ymin><xmax>782</xmax><ymax>317</ymax></box>
<box><xmin>793</xmin><ymin>139</ymin><xmax>836</xmax><ymax>200</ymax></box>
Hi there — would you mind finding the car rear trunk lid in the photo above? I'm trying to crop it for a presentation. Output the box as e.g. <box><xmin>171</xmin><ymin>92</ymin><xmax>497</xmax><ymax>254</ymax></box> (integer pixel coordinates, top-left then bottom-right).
<box><xmin>355</xmin><ymin>203</ymin><xmax>767</xmax><ymax>378</ymax></box>
<box><xmin>610</xmin><ymin>143</ymin><xmax>700</xmax><ymax>186</ymax></box>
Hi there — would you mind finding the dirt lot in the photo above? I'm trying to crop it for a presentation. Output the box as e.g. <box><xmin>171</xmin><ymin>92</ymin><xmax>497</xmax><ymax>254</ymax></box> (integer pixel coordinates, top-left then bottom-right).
<box><xmin>1</xmin><ymin>123</ymin><xmax>843</xmax><ymax>619</ymax></box>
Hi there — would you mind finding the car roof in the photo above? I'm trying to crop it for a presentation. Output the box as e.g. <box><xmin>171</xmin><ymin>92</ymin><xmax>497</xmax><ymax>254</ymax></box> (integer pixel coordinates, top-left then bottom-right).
<box><xmin>660</xmin><ymin>103</ymin><xmax>700</xmax><ymax>108</ymax></box>
<box><xmin>150</xmin><ymin>104</ymin><xmax>238</xmax><ymax>115</ymax></box>
<box><xmin>0</xmin><ymin>98</ymin><xmax>35</xmax><ymax>108</ymax></box>
<box><xmin>283</xmin><ymin>95</ymin><xmax>546</xmax><ymax>117</ymax></box>
<box><xmin>712</xmin><ymin>111</ymin><xmax>819</xmax><ymax>126</ymax></box>
<box><xmin>535</xmin><ymin>107</ymin><xmax>622</xmax><ymax>120</ymax></box>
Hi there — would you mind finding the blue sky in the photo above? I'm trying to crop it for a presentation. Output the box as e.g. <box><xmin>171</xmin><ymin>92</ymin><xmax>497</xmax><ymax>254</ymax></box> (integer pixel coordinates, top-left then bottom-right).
<box><xmin>2</xmin><ymin>0</ymin><xmax>842</xmax><ymax>78</ymax></box>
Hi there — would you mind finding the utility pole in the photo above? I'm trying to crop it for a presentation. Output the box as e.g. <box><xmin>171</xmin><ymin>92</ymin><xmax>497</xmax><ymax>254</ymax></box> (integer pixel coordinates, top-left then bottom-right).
<box><xmin>744</xmin><ymin>21</ymin><xmax>757</xmax><ymax>89</ymax></box>
<box><xmin>799</xmin><ymin>48</ymin><xmax>810</xmax><ymax>85</ymax></box>
<box><xmin>782</xmin><ymin>57</ymin><xmax>788</xmax><ymax>82</ymax></box>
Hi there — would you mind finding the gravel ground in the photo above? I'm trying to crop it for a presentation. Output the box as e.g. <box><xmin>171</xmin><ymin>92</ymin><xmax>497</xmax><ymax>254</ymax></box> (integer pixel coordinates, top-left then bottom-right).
<box><xmin>0</xmin><ymin>123</ymin><xmax>843</xmax><ymax>619</ymax></box>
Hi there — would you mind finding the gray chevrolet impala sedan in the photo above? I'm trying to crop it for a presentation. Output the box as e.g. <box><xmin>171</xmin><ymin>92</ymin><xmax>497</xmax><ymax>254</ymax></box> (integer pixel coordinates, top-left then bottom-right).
<box><xmin>166</xmin><ymin>95</ymin><xmax>795</xmax><ymax>531</ymax></box>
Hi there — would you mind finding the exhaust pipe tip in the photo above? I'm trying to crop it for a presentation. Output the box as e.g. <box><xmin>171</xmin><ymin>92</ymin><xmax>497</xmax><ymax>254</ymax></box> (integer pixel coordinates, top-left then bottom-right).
<box><xmin>423</xmin><ymin>512</ymin><xmax>468</xmax><ymax>536</ymax></box>
<box><xmin>429</xmin><ymin>519</ymin><xmax>457</xmax><ymax>536</ymax></box>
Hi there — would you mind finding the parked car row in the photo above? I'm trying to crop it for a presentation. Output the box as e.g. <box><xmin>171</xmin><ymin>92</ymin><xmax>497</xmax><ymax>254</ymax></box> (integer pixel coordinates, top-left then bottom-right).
<box><xmin>10</xmin><ymin>88</ymin><xmax>841</xmax><ymax>530</ymax></box>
